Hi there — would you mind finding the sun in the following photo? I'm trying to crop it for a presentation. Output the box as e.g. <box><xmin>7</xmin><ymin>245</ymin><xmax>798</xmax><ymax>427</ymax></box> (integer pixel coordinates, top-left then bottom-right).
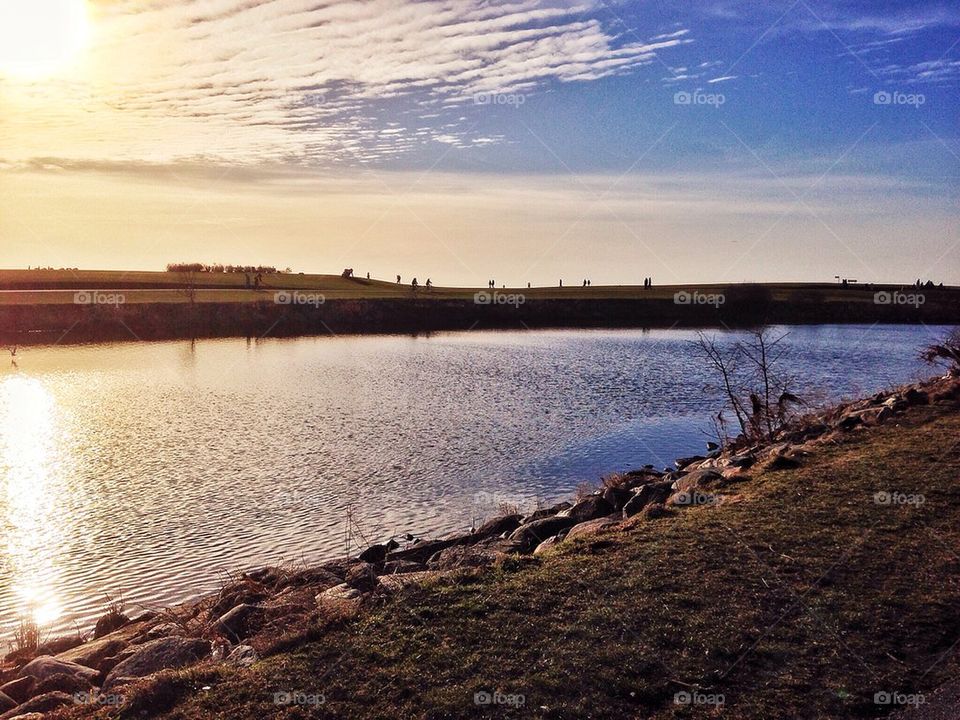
<box><xmin>0</xmin><ymin>0</ymin><xmax>90</xmax><ymax>80</ymax></box>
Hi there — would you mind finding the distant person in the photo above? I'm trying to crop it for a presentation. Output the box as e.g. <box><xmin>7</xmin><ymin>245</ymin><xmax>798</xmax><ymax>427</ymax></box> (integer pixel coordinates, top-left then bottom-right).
<box><xmin>397</xmin><ymin>275</ymin><xmax>401</xmax><ymax>284</ymax></box>
<box><xmin>426</xmin><ymin>278</ymin><xmax>432</xmax><ymax>289</ymax></box>
<box><xmin>527</xmin><ymin>282</ymin><xmax>531</xmax><ymax>288</ymax></box>
<box><xmin>366</xmin><ymin>272</ymin><xmax>370</xmax><ymax>280</ymax></box>
<box><xmin>559</xmin><ymin>279</ymin><xmax>563</xmax><ymax>287</ymax></box>
<box><xmin>411</xmin><ymin>277</ymin><xmax>418</xmax><ymax>291</ymax></box>
<box><xmin>583</xmin><ymin>279</ymin><xmax>587</xmax><ymax>287</ymax></box>
<box><xmin>587</xmin><ymin>280</ymin><xmax>591</xmax><ymax>287</ymax></box>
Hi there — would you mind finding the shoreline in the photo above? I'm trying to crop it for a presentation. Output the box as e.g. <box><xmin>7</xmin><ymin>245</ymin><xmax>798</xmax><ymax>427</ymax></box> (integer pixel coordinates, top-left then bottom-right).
<box><xmin>2</xmin><ymin>372</ymin><xmax>958</xmax><ymax>718</ymax></box>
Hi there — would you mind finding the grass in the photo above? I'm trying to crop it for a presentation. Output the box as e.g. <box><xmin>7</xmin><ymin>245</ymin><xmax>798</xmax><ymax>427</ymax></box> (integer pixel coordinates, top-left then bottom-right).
<box><xmin>59</xmin><ymin>400</ymin><xmax>960</xmax><ymax>719</ymax></box>
<box><xmin>1</xmin><ymin>269</ymin><xmax>953</xmax><ymax>306</ymax></box>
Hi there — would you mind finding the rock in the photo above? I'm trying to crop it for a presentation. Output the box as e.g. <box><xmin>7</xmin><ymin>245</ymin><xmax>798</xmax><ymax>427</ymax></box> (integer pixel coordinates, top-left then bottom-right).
<box><xmin>358</xmin><ymin>539</ymin><xmax>399</xmax><ymax>564</ymax></box>
<box><xmin>381</xmin><ymin>559</ymin><xmax>424</xmax><ymax>575</ymax></box>
<box><xmin>0</xmin><ymin>693</ymin><xmax>14</xmax><ymax>713</ymax></box>
<box><xmin>763</xmin><ymin>453</ymin><xmax>802</xmax><ymax>470</ymax></box>
<box><xmin>565</xmin><ymin>517</ymin><xmax>617</xmax><ymax>541</ymax></box>
<box><xmin>904</xmin><ymin>387</ymin><xmax>929</xmax><ymax>405</ymax></box>
<box><xmin>210</xmin><ymin>578</ymin><xmax>269</xmax><ymax>617</ymax></box>
<box><xmin>0</xmin><ymin>677</ymin><xmax>34</xmax><ymax>704</ymax></box>
<box><xmin>216</xmin><ymin>604</ymin><xmax>262</xmax><ymax>641</ymax></box>
<box><xmin>345</xmin><ymin>563</ymin><xmax>378</xmax><ymax>592</ymax></box>
<box><xmin>55</xmin><ymin>621</ymin><xmax>145</xmax><ymax>673</ymax></box>
<box><xmin>316</xmin><ymin>584</ymin><xmax>362</xmax><ymax>605</ymax></box>
<box><xmin>642</xmin><ymin>503</ymin><xmax>669</xmax><ymax>520</ymax></box>
<box><xmin>275</xmin><ymin>566</ymin><xmax>343</xmax><ymax>591</ymax></box>
<box><xmin>728</xmin><ymin>452</ymin><xmax>756</xmax><ymax>468</ymax></box>
<box><xmin>532</xmin><ymin>536</ymin><xmax>560</xmax><ymax>556</ymax></box>
<box><xmin>385</xmin><ymin>535</ymin><xmax>468</xmax><ymax>564</ymax></box>
<box><xmin>601</xmin><ymin>485</ymin><xmax>632</xmax><ymax>510</ymax></box>
<box><xmin>33</xmin><ymin>671</ymin><xmax>93</xmax><ymax>697</ymax></box>
<box><xmin>473</xmin><ymin>514</ymin><xmax>523</xmax><ymax>539</ymax></box>
<box><xmin>93</xmin><ymin>610</ymin><xmax>130</xmax><ymax>639</ymax></box>
<box><xmin>36</xmin><ymin>634</ymin><xmax>83</xmax><ymax>656</ymax></box>
<box><xmin>508</xmin><ymin>516</ymin><xmax>577</xmax><ymax>552</ymax></box>
<box><xmin>225</xmin><ymin>645</ymin><xmax>258</xmax><ymax>667</ymax></box>
<box><xmin>0</xmin><ymin>691</ymin><xmax>73</xmax><ymax>719</ymax></box>
<box><xmin>377</xmin><ymin>571</ymin><xmax>447</xmax><ymax>593</ymax></box>
<box><xmin>17</xmin><ymin>657</ymin><xmax>97</xmax><ymax>685</ymax></box>
<box><xmin>623</xmin><ymin>481</ymin><xmax>672</xmax><ymax>518</ymax></box>
<box><xmin>102</xmin><ymin>637</ymin><xmax>211</xmax><ymax>692</ymax></box>
<box><xmin>674</xmin><ymin>455</ymin><xmax>706</xmax><ymax>470</ymax></box>
<box><xmin>561</xmin><ymin>495</ymin><xmax>615</xmax><ymax>523</ymax></box>
<box><xmin>838</xmin><ymin>412</ymin><xmax>864</xmax><ymax>430</ymax></box>
<box><xmin>522</xmin><ymin>502</ymin><xmax>572</xmax><ymax>523</ymax></box>
<box><xmin>671</xmin><ymin>468</ymin><xmax>724</xmax><ymax>494</ymax></box>
<box><xmin>706</xmin><ymin>441</ymin><xmax>720</xmax><ymax>452</ymax></box>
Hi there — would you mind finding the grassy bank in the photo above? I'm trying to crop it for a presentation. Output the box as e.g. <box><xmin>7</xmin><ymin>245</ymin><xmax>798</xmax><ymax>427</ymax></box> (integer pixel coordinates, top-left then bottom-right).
<box><xmin>56</xmin><ymin>390</ymin><xmax>960</xmax><ymax>719</ymax></box>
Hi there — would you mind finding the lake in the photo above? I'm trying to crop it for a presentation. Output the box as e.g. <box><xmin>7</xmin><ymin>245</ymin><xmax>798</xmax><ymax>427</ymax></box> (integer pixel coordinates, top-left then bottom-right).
<box><xmin>0</xmin><ymin>324</ymin><xmax>949</xmax><ymax>641</ymax></box>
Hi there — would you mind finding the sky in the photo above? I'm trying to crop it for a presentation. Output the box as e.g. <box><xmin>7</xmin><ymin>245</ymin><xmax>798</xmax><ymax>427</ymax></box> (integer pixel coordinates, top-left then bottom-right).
<box><xmin>0</xmin><ymin>0</ymin><xmax>958</xmax><ymax>285</ymax></box>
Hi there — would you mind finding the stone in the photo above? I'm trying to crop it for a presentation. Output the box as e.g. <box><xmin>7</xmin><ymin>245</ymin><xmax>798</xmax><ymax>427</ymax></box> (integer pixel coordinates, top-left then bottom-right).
<box><xmin>904</xmin><ymin>387</ymin><xmax>929</xmax><ymax>405</ymax></box>
<box><xmin>671</xmin><ymin>468</ymin><xmax>724</xmax><ymax>494</ymax></box>
<box><xmin>532</xmin><ymin>536</ymin><xmax>560</xmax><ymax>556</ymax></box>
<box><xmin>33</xmin><ymin>672</ymin><xmax>93</xmax><ymax>697</ymax></box>
<box><xmin>345</xmin><ymin>563</ymin><xmax>378</xmax><ymax>592</ymax></box>
<box><xmin>674</xmin><ymin>455</ymin><xmax>706</xmax><ymax>470</ymax></box>
<box><xmin>102</xmin><ymin>637</ymin><xmax>211</xmax><ymax>692</ymax></box>
<box><xmin>522</xmin><ymin>502</ymin><xmax>571</xmax><ymax>523</ymax></box>
<box><xmin>93</xmin><ymin>610</ymin><xmax>130</xmax><ymax>640</ymax></box>
<box><xmin>561</xmin><ymin>495</ymin><xmax>615</xmax><ymax>523</ymax></box>
<box><xmin>385</xmin><ymin>536</ymin><xmax>467</xmax><ymax>564</ymax></box>
<box><xmin>17</xmin><ymin>657</ymin><xmax>97</xmax><ymax>685</ymax></box>
<box><xmin>472</xmin><ymin>514</ymin><xmax>523</xmax><ymax>539</ymax></box>
<box><xmin>35</xmin><ymin>634</ymin><xmax>83</xmax><ymax>656</ymax></box>
<box><xmin>216</xmin><ymin>604</ymin><xmax>262</xmax><ymax>640</ymax></box>
<box><xmin>381</xmin><ymin>560</ymin><xmax>424</xmax><ymax>575</ymax></box>
<box><xmin>225</xmin><ymin>645</ymin><xmax>258</xmax><ymax>667</ymax></box>
<box><xmin>564</xmin><ymin>517</ymin><xmax>617</xmax><ymax>541</ymax></box>
<box><xmin>508</xmin><ymin>516</ymin><xmax>577</xmax><ymax>552</ymax></box>
<box><xmin>0</xmin><ymin>691</ymin><xmax>73</xmax><ymax>719</ymax></box>
<box><xmin>0</xmin><ymin>677</ymin><xmax>34</xmax><ymax>704</ymax></box>
<box><xmin>643</xmin><ymin>503</ymin><xmax>669</xmax><ymax>520</ymax></box>
<box><xmin>623</xmin><ymin>481</ymin><xmax>672</xmax><ymax>518</ymax></box>
<box><xmin>601</xmin><ymin>486</ymin><xmax>632</xmax><ymax>511</ymax></box>
<box><xmin>55</xmin><ymin>622</ymin><xmax>145</xmax><ymax>672</ymax></box>
<box><xmin>0</xmin><ymin>693</ymin><xmax>14</xmax><ymax>713</ymax></box>
<box><xmin>358</xmin><ymin>540</ymin><xmax>399</xmax><ymax>564</ymax></box>
<box><xmin>316</xmin><ymin>584</ymin><xmax>362</xmax><ymax>605</ymax></box>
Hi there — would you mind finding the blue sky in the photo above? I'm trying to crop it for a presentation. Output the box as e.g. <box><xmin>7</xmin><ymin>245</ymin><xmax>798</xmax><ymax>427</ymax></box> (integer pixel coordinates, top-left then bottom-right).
<box><xmin>0</xmin><ymin>0</ymin><xmax>957</xmax><ymax>283</ymax></box>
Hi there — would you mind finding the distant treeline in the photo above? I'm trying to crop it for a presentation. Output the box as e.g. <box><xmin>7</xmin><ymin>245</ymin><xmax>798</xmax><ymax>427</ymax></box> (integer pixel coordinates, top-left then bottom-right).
<box><xmin>165</xmin><ymin>263</ymin><xmax>290</xmax><ymax>274</ymax></box>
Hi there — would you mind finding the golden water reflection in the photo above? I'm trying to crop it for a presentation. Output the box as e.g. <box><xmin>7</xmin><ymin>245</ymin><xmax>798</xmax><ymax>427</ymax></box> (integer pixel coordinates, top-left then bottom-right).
<box><xmin>0</xmin><ymin>375</ymin><xmax>65</xmax><ymax>634</ymax></box>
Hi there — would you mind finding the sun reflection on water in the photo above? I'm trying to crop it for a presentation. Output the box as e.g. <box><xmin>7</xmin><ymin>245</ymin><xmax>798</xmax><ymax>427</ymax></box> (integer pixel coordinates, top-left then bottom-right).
<box><xmin>0</xmin><ymin>375</ymin><xmax>65</xmax><ymax>632</ymax></box>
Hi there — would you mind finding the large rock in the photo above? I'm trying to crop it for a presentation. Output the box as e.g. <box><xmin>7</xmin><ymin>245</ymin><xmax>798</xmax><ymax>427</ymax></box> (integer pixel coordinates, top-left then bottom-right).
<box><xmin>316</xmin><ymin>583</ymin><xmax>362</xmax><ymax>605</ymax></box>
<box><xmin>385</xmin><ymin>535</ymin><xmax>468</xmax><ymax>564</ymax></box>
<box><xmin>0</xmin><ymin>693</ymin><xmax>15</xmax><ymax>713</ymax></box>
<box><xmin>216</xmin><ymin>604</ymin><xmax>262</xmax><ymax>640</ymax></box>
<box><xmin>0</xmin><ymin>691</ymin><xmax>73</xmax><ymax>719</ymax></box>
<box><xmin>0</xmin><ymin>677</ymin><xmax>34</xmax><ymax>704</ymax></box>
<box><xmin>623</xmin><ymin>481</ymin><xmax>672</xmax><ymax>518</ymax></box>
<box><xmin>358</xmin><ymin>540</ymin><xmax>399</xmax><ymax>564</ymax></box>
<box><xmin>33</xmin><ymin>672</ymin><xmax>93</xmax><ymax>697</ymax></box>
<box><xmin>102</xmin><ymin>637</ymin><xmax>210</xmax><ymax>692</ymax></box>
<box><xmin>345</xmin><ymin>563</ymin><xmax>378</xmax><ymax>592</ymax></box>
<box><xmin>565</xmin><ymin>517</ymin><xmax>618</xmax><ymax>541</ymax></box>
<box><xmin>225</xmin><ymin>645</ymin><xmax>258</xmax><ymax>667</ymax></box>
<box><xmin>381</xmin><ymin>560</ymin><xmax>424</xmax><ymax>575</ymax></box>
<box><xmin>508</xmin><ymin>516</ymin><xmax>576</xmax><ymax>552</ymax></box>
<box><xmin>17</xmin><ymin>656</ymin><xmax>97</xmax><ymax>685</ymax></box>
<box><xmin>671</xmin><ymin>468</ymin><xmax>724</xmax><ymax>494</ymax></box>
<box><xmin>561</xmin><ymin>495</ymin><xmax>615</xmax><ymax>523</ymax></box>
<box><xmin>522</xmin><ymin>502</ymin><xmax>571</xmax><ymax>524</ymax></box>
<box><xmin>472</xmin><ymin>514</ymin><xmax>523</xmax><ymax>540</ymax></box>
<box><xmin>93</xmin><ymin>610</ymin><xmax>130</xmax><ymax>639</ymax></box>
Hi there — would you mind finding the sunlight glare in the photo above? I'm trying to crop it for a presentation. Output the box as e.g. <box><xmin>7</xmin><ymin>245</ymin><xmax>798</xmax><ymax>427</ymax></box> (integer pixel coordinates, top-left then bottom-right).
<box><xmin>0</xmin><ymin>0</ymin><xmax>90</xmax><ymax>80</ymax></box>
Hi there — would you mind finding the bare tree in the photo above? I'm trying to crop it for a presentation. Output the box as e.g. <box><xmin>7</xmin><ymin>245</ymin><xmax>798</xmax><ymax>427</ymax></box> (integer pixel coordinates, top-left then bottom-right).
<box><xmin>921</xmin><ymin>329</ymin><xmax>960</xmax><ymax>375</ymax></box>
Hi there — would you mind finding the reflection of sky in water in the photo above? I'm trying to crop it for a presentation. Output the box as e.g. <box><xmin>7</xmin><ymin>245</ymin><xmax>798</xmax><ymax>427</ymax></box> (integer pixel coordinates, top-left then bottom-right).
<box><xmin>0</xmin><ymin>324</ymin><xmax>950</xmax><ymax>640</ymax></box>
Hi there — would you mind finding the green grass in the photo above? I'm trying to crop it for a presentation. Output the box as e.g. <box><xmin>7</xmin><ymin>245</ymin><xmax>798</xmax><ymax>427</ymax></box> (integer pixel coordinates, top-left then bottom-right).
<box><xmin>60</xmin><ymin>402</ymin><xmax>960</xmax><ymax>719</ymax></box>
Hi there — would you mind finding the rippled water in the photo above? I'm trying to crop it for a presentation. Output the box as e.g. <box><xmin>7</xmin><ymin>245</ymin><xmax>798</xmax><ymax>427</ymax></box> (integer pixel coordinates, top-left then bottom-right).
<box><xmin>0</xmin><ymin>325</ymin><xmax>948</xmax><ymax>641</ymax></box>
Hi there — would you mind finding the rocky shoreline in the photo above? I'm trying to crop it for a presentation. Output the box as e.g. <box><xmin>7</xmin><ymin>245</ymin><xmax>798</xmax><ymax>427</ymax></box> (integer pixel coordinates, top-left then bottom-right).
<box><xmin>1</xmin><ymin>373</ymin><xmax>959</xmax><ymax>719</ymax></box>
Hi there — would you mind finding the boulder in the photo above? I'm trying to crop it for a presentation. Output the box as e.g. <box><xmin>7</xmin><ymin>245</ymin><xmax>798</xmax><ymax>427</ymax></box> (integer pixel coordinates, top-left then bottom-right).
<box><xmin>17</xmin><ymin>656</ymin><xmax>97</xmax><ymax>685</ymax></box>
<box><xmin>216</xmin><ymin>604</ymin><xmax>262</xmax><ymax>641</ymax></box>
<box><xmin>102</xmin><ymin>637</ymin><xmax>211</xmax><ymax>692</ymax></box>
<box><xmin>0</xmin><ymin>678</ymin><xmax>34</xmax><ymax>704</ymax></box>
<box><xmin>358</xmin><ymin>540</ymin><xmax>399</xmax><ymax>564</ymax></box>
<box><xmin>532</xmin><ymin>536</ymin><xmax>560</xmax><ymax>556</ymax></box>
<box><xmin>381</xmin><ymin>559</ymin><xmax>424</xmax><ymax>575</ymax></box>
<box><xmin>565</xmin><ymin>517</ymin><xmax>618</xmax><ymax>541</ymax></box>
<box><xmin>225</xmin><ymin>645</ymin><xmax>258</xmax><ymax>667</ymax></box>
<box><xmin>210</xmin><ymin>578</ymin><xmax>269</xmax><ymax>617</ymax></box>
<box><xmin>508</xmin><ymin>516</ymin><xmax>576</xmax><ymax>552</ymax></box>
<box><xmin>671</xmin><ymin>468</ymin><xmax>724</xmax><ymax>494</ymax></box>
<box><xmin>93</xmin><ymin>610</ymin><xmax>130</xmax><ymax>639</ymax></box>
<box><xmin>561</xmin><ymin>495</ymin><xmax>615</xmax><ymax>523</ymax></box>
<box><xmin>643</xmin><ymin>503</ymin><xmax>669</xmax><ymax>520</ymax></box>
<box><xmin>904</xmin><ymin>387</ymin><xmax>929</xmax><ymax>405</ymax></box>
<box><xmin>472</xmin><ymin>514</ymin><xmax>523</xmax><ymax>540</ymax></box>
<box><xmin>385</xmin><ymin>536</ymin><xmax>467</xmax><ymax>564</ymax></box>
<box><xmin>674</xmin><ymin>455</ymin><xmax>706</xmax><ymax>470</ymax></box>
<box><xmin>35</xmin><ymin>634</ymin><xmax>83</xmax><ymax>656</ymax></box>
<box><xmin>0</xmin><ymin>691</ymin><xmax>73</xmax><ymax>719</ymax></box>
<box><xmin>0</xmin><ymin>693</ymin><xmax>14</xmax><ymax>713</ymax></box>
<box><xmin>522</xmin><ymin>502</ymin><xmax>571</xmax><ymax>524</ymax></box>
<box><xmin>316</xmin><ymin>584</ymin><xmax>362</xmax><ymax>605</ymax></box>
<box><xmin>33</xmin><ymin>671</ymin><xmax>93</xmax><ymax>697</ymax></box>
<box><xmin>55</xmin><ymin>620</ymin><xmax>145</xmax><ymax>672</ymax></box>
<box><xmin>623</xmin><ymin>481</ymin><xmax>672</xmax><ymax>518</ymax></box>
<box><xmin>345</xmin><ymin>563</ymin><xmax>378</xmax><ymax>592</ymax></box>
<box><xmin>601</xmin><ymin>486</ymin><xmax>632</xmax><ymax>511</ymax></box>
